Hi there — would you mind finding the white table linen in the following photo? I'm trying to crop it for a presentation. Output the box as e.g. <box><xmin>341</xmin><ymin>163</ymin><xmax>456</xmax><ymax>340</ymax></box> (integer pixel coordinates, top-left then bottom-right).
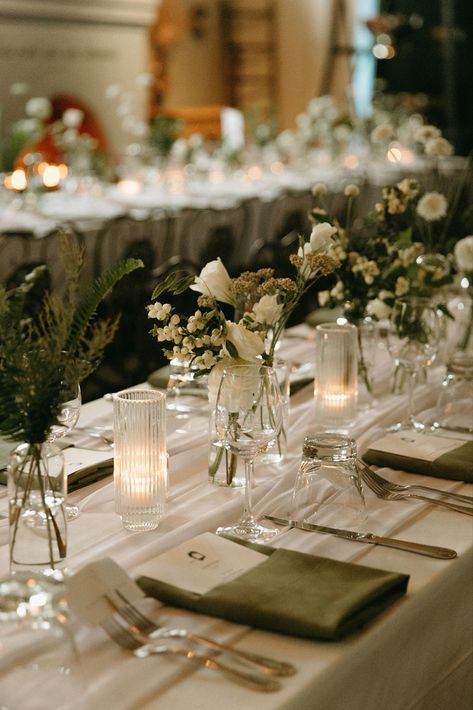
<box><xmin>0</xmin><ymin>330</ymin><xmax>472</xmax><ymax>710</ymax></box>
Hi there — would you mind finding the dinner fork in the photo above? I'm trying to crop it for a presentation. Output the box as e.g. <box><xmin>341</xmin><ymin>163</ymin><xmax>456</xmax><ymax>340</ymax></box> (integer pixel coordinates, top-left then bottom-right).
<box><xmin>100</xmin><ymin>615</ymin><xmax>281</xmax><ymax>693</ymax></box>
<box><xmin>359</xmin><ymin>463</ymin><xmax>473</xmax><ymax>515</ymax></box>
<box><xmin>108</xmin><ymin>590</ymin><xmax>296</xmax><ymax>677</ymax></box>
<box><xmin>357</xmin><ymin>459</ymin><xmax>473</xmax><ymax>505</ymax></box>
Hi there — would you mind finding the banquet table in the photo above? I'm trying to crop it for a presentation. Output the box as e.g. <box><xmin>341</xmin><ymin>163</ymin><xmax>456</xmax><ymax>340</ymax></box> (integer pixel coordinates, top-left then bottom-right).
<box><xmin>0</xmin><ymin>326</ymin><xmax>472</xmax><ymax>710</ymax></box>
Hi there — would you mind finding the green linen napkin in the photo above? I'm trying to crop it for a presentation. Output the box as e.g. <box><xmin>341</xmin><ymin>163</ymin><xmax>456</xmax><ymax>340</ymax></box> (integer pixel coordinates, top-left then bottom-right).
<box><xmin>363</xmin><ymin>433</ymin><xmax>473</xmax><ymax>483</ymax></box>
<box><xmin>138</xmin><ymin>539</ymin><xmax>409</xmax><ymax>641</ymax></box>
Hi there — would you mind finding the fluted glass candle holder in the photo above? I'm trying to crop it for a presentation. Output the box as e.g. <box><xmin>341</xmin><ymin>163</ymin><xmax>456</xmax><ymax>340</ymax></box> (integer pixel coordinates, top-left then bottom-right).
<box><xmin>313</xmin><ymin>322</ymin><xmax>358</xmax><ymax>432</ymax></box>
<box><xmin>113</xmin><ymin>390</ymin><xmax>167</xmax><ymax>531</ymax></box>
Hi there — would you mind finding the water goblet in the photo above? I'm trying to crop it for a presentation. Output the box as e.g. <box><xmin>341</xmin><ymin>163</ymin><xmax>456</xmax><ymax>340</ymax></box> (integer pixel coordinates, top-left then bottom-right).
<box><xmin>388</xmin><ymin>297</ymin><xmax>441</xmax><ymax>431</ymax></box>
<box><xmin>214</xmin><ymin>363</ymin><xmax>283</xmax><ymax>542</ymax></box>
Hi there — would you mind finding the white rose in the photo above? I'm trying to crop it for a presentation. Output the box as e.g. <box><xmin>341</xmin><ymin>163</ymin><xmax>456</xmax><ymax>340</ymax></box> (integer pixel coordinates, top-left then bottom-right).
<box><xmin>190</xmin><ymin>258</ymin><xmax>234</xmax><ymax>304</ymax></box>
<box><xmin>366</xmin><ymin>298</ymin><xmax>391</xmax><ymax>320</ymax></box>
<box><xmin>251</xmin><ymin>294</ymin><xmax>283</xmax><ymax>327</ymax></box>
<box><xmin>454</xmin><ymin>236</ymin><xmax>473</xmax><ymax>273</ymax></box>
<box><xmin>416</xmin><ymin>192</ymin><xmax>448</xmax><ymax>222</ymax></box>
<box><xmin>25</xmin><ymin>97</ymin><xmax>52</xmax><ymax>121</ymax></box>
<box><xmin>309</xmin><ymin>222</ymin><xmax>337</xmax><ymax>253</ymax></box>
<box><xmin>224</xmin><ymin>321</ymin><xmax>265</xmax><ymax>361</ymax></box>
<box><xmin>62</xmin><ymin>108</ymin><xmax>84</xmax><ymax>129</ymax></box>
<box><xmin>424</xmin><ymin>137</ymin><xmax>454</xmax><ymax>157</ymax></box>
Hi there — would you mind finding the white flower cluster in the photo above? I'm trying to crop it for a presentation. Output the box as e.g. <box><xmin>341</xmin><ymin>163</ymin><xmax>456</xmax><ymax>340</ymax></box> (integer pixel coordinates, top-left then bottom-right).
<box><xmin>350</xmin><ymin>255</ymin><xmax>380</xmax><ymax>285</ymax></box>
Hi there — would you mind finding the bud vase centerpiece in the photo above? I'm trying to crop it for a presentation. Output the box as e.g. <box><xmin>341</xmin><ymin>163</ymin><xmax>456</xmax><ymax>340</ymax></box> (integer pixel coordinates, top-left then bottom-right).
<box><xmin>148</xmin><ymin>225</ymin><xmax>340</xmax><ymax>486</ymax></box>
<box><xmin>311</xmin><ymin>175</ymin><xmax>473</xmax><ymax>397</ymax></box>
<box><xmin>0</xmin><ymin>234</ymin><xmax>142</xmax><ymax>579</ymax></box>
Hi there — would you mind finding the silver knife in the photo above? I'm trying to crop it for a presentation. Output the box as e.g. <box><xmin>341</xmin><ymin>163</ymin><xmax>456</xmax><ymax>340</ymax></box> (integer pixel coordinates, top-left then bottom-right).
<box><xmin>263</xmin><ymin>515</ymin><xmax>457</xmax><ymax>559</ymax></box>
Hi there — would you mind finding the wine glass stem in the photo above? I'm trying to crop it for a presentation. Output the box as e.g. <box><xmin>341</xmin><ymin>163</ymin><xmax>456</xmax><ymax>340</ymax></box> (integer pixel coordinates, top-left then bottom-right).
<box><xmin>406</xmin><ymin>368</ymin><xmax>417</xmax><ymax>425</ymax></box>
<box><xmin>241</xmin><ymin>457</ymin><xmax>257</xmax><ymax>527</ymax></box>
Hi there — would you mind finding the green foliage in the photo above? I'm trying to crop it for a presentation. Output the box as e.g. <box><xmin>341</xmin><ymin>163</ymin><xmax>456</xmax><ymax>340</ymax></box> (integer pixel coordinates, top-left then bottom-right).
<box><xmin>0</xmin><ymin>233</ymin><xmax>143</xmax><ymax>443</ymax></box>
<box><xmin>149</xmin><ymin>115</ymin><xmax>184</xmax><ymax>158</ymax></box>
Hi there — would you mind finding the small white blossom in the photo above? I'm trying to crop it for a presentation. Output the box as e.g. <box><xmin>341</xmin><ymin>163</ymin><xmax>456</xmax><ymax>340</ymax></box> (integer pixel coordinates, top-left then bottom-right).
<box><xmin>344</xmin><ymin>184</ymin><xmax>360</xmax><ymax>198</ymax></box>
<box><xmin>414</xmin><ymin>124</ymin><xmax>441</xmax><ymax>144</ymax></box>
<box><xmin>424</xmin><ymin>137</ymin><xmax>454</xmax><ymax>157</ymax></box>
<box><xmin>62</xmin><ymin>108</ymin><xmax>84</xmax><ymax>129</ymax></box>
<box><xmin>366</xmin><ymin>298</ymin><xmax>391</xmax><ymax>320</ymax></box>
<box><xmin>25</xmin><ymin>97</ymin><xmax>52</xmax><ymax>121</ymax></box>
<box><xmin>416</xmin><ymin>191</ymin><xmax>448</xmax><ymax>222</ymax></box>
<box><xmin>371</xmin><ymin>123</ymin><xmax>394</xmax><ymax>144</ymax></box>
<box><xmin>311</xmin><ymin>183</ymin><xmax>327</xmax><ymax>197</ymax></box>
<box><xmin>148</xmin><ymin>302</ymin><xmax>172</xmax><ymax>320</ymax></box>
<box><xmin>454</xmin><ymin>236</ymin><xmax>473</xmax><ymax>273</ymax></box>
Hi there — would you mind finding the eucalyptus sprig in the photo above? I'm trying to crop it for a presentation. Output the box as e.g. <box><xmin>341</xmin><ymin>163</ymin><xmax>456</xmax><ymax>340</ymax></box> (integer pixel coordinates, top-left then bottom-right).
<box><xmin>0</xmin><ymin>233</ymin><xmax>143</xmax><ymax>444</ymax></box>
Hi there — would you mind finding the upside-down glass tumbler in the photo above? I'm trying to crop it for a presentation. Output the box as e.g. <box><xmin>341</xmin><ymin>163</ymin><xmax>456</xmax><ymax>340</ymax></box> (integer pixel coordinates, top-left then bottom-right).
<box><xmin>113</xmin><ymin>390</ymin><xmax>167</xmax><ymax>531</ymax></box>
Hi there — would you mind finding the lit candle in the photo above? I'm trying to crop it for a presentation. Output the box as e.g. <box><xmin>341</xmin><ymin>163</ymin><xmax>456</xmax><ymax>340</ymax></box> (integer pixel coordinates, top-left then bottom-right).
<box><xmin>42</xmin><ymin>164</ymin><xmax>61</xmax><ymax>190</ymax></box>
<box><xmin>117</xmin><ymin>178</ymin><xmax>141</xmax><ymax>195</ymax></box>
<box><xmin>4</xmin><ymin>169</ymin><xmax>27</xmax><ymax>192</ymax></box>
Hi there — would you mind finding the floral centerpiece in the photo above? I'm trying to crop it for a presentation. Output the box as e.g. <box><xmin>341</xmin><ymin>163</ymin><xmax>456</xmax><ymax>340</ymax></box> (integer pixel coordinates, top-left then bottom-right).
<box><xmin>148</xmin><ymin>228</ymin><xmax>339</xmax><ymax>483</ymax></box>
<box><xmin>0</xmin><ymin>235</ymin><xmax>142</xmax><ymax>577</ymax></box>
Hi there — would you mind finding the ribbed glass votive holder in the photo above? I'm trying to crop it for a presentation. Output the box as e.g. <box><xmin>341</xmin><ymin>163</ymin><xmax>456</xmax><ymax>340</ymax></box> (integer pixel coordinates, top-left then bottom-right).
<box><xmin>113</xmin><ymin>390</ymin><xmax>167</xmax><ymax>531</ymax></box>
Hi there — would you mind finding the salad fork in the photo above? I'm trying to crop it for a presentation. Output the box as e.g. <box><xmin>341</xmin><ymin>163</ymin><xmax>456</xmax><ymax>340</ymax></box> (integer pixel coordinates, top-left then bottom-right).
<box><xmin>100</xmin><ymin>615</ymin><xmax>281</xmax><ymax>693</ymax></box>
<box><xmin>358</xmin><ymin>459</ymin><xmax>473</xmax><ymax>505</ymax></box>
<box><xmin>108</xmin><ymin>589</ymin><xmax>296</xmax><ymax>677</ymax></box>
<box><xmin>359</xmin><ymin>461</ymin><xmax>473</xmax><ymax>515</ymax></box>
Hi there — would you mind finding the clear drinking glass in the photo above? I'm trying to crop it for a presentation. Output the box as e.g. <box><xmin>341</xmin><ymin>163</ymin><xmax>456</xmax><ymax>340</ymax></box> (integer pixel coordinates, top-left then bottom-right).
<box><xmin>292</xmin><ymin>433</ymin><xmax>366</xmax><ymax>528</ymax></box>
<box><xmin>313</xmin><ymin>322</ymin><xmax>358</xmax><ymax>432</ymax></box>
<box><xmin>388</xmin><ymin>297</ymin><xmax>441</xmax><ymax>431</ymax></box>
<box><xmin>0</xmin><ymin>573</ymin><xmax>85</xmax><ymax>709</ymax></box>
<box><xmin>113</xmin><ymin>389</ymin><xmax>167</xmax><ymax>531</ymax></box>
<box><xmin>214</xmin><ymin>364</ymin><xmax>283</xmax><ymax>542</ymax></box>
<box><xmin>428</xmin><ymin>353</ymin><xmax>473</xmax><ymax>433</ymax></box>
<box><xmin>48</xmin><ymin>383</ymin><xmax>82</xmax><ymax>522</ymax></box>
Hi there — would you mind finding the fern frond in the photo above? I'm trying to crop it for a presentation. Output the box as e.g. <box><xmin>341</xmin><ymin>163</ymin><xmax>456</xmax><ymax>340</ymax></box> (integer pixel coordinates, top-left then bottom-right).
<box><xmin>65</xmin><ymin>257</ymin><xmax>143</xmax><ymax>354</ymax></box>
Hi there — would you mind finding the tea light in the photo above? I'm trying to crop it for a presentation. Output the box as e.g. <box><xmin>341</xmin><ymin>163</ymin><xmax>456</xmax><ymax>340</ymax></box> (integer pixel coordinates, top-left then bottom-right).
<box><xmin>4</xmin><ymin>169</ymin><xmax>27</xmax><ymax>192</ymax></box>
<box><xmin>314</xmin><ymin>322</ymin><xmax>358</xmax><ymax>431</ymax></box>
<box><xmin>42</xmin><ymin>164</ymin><xmax>61</xmax><ymax>190</ymax></box>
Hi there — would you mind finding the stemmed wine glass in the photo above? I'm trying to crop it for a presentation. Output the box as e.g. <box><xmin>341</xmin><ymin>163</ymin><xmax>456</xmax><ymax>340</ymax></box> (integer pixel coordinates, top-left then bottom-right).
<box><xmin>214</xmin><ymin>363</ymin><xmax>283</xmax><ymax>542</ymax></box>
<box><xmin>388</xmin><ymin>296</ymin><xmax>441</xmax><ymax>431</ymax></box>
<box><xmin>48</xmin><ymin>383</ymin><xmax>82</xmax><ymax>521</ymax></box>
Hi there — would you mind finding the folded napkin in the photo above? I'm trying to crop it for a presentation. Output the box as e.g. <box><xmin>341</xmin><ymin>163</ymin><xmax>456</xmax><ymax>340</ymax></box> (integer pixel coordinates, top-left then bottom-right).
<box><xmin>363</xmin><ymin>432</ymin><xmax>473</xmax><ymax>483</ymax></box>
<box><xmin>0</xmin><ymin>438</ymin><xmax>113</xmax><ymax>491</ymax></box>
<box><xmin>137</xmin><ymin>537</ymin><xmax>409</xmax><ymax>641</ymax></box>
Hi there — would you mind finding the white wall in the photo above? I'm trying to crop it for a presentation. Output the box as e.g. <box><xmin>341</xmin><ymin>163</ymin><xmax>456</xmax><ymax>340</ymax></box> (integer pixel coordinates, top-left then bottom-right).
<box><xmin>0</xmin><ymin>0</ymin><xmax>159</xmax><ymax>159</ymax></box>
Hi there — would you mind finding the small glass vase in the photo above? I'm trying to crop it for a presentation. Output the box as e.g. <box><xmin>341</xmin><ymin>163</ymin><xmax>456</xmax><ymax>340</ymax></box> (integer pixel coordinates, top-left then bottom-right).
<box><xmin>166</xmin><ymin>357</ymin><xmax>209</xmax><ymax>414</ymax></box>
<box><xmin>207</xmin><ymin>358</ymin><xmax>290</xmax><ymax>487</ymax></box>
<box><xmin>7</xmin><ymin>442</ymin><xmax>67</xmax><ymax>580</ymax></box>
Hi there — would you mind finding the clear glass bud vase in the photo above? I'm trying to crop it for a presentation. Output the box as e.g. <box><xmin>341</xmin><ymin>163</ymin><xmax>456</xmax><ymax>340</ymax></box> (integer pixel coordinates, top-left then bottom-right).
<box><xmin>7</xmin><ymin>442</ymin><xmax>67</xmax><ymax>580</ymax></box>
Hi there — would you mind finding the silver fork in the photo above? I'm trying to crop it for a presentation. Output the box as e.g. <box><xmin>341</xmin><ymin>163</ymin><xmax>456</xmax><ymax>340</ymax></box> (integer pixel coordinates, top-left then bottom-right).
<box><xmin>357</xmin><ymin>459</ymin><xmax>473</xmax><ymax>505</ymax></box>
<box><xmin>100</xmin><ymin>615</ymin><xmax>281</xmax><ymax>693</ymax></box>
<box><xmin>108</xmin><ymin>590</ymin><xmax>296</xmax><ymax>677</ymax></box>
<box><xmin>359</xmin><ymin>463</ymin><xmax>473</xmax><ymax>515</ymax></box>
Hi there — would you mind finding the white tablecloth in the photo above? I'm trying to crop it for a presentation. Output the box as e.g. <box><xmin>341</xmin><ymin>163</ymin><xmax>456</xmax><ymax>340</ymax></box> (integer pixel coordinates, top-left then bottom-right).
<box><xmin>0</xmin><ymin>330</ymin><xmax>472</xmax><ymax>710</ymax></box>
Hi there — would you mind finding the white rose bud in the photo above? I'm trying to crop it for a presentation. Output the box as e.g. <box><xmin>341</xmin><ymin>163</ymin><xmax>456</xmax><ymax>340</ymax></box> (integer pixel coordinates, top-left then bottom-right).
<box><xmin>309</xmin><ymin>222</ymin><xmax>338</xmax><ymax>253</ymax></box>
<box><xmin>190</xmin><ymin>258</ymin><xmax>234</xmax><ymax>305</ymax></box>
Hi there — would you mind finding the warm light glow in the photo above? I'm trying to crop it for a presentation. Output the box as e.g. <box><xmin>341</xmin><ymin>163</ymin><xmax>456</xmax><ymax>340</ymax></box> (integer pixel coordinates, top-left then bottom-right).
<box><xmin>37</xmin><ymin>161</ymin><xmax>49</xmax><ymax>175</ymax></box>
<box><xmin>387</xmin><ymin>142</ymin><xmax>414</xmax><ymax>164</ymax></box>
<box><xmin>118</xmin><ymin>179</ymin><xmax>141</xmax><ymax>195</ymax></box>
<box><xmin>247</xmin><ymin>165</ymin><xmax>262</xmax><ymax>180</ymax></box>
<box><xmin>343</xmin><ymin>154</ymin><xmax>359</xmax><ymax>170</ymax></box>
<box><xmin>58</xmin><ymin>163</ymin><xmax>68</xmax><ymax>179</ymax></box>
<box><xmin>42</xmin><ymin>164</ymin><xmax>61</xmax><ymax>188</ymax></box>
<box><xmin>373</xmin><ymin>43</ymin><xmax>389</xmax><ymax>59</ymax></box>
<box><xmin>461</xmin><ymin>277</ymin><xmax>470</xmax><ymax>289</ymax></box>
<box><xmin>5</xmin><ymin>169</ymin><xmax>27</xmax><ymax>191</ymax></box>
<box><xmin>270</xmin><ymin>161</ymin><xmax>285</xmax><ymax>174</ymax></box>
